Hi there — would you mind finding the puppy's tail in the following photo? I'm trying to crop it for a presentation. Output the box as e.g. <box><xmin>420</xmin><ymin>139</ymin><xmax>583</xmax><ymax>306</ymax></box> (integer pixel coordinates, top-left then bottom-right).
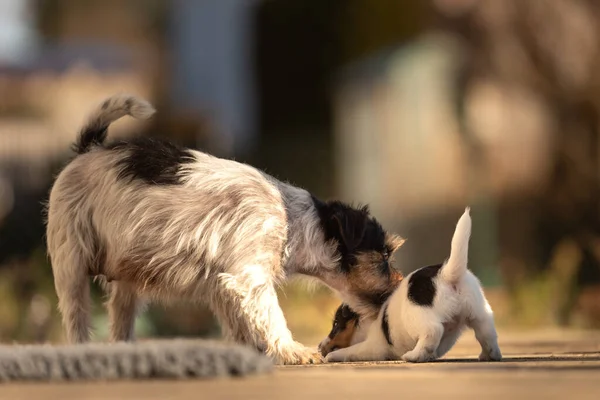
<box><xmin>440</xmin><ymin>207</ymin><xmax>472</xmax><ymax>283</ymax></box>
<box><xmin>72</xmin><ymin>94</ymin><xmax>156</xmax><ymax>154</ymax></box>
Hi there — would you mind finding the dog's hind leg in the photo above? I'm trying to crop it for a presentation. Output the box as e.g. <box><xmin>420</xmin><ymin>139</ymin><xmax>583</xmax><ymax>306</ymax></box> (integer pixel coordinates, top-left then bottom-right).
<box><xmin>215</xmin><ymin>265</ymin><xmax>321</xmax><ymax>365</ymax></box>
<box><xmin>106</xmin><ymin>281</ymin><xmax>141</xmax><ymax>342</ymax></box>
<box><xmin>52</xmin><ymin>254</ymin><xmax>92</xmax><ymax>343</ymax></box>
<box><xmin>47</xmin><ymin>220</ymin><xmax>97</xmax><ymax>343</ymax></box>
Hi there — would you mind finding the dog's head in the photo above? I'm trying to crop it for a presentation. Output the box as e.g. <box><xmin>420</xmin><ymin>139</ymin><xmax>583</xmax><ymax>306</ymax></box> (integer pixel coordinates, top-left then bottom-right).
<box><xmin>313</xmin><ymin>199</ymin><xmax>405</xmax><ymax>317</ymax></box>
<box><xmin>318</xmin><ymin>304</ymin><xmax>360</xmax><ymax>356</ymax></box>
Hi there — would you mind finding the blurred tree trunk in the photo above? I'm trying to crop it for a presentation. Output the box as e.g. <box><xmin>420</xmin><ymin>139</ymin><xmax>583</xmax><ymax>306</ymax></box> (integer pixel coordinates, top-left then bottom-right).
<box><xmin>435</xmin><ymin>0</ymin><xmax>600</xmax><ymax>325</ymax></box>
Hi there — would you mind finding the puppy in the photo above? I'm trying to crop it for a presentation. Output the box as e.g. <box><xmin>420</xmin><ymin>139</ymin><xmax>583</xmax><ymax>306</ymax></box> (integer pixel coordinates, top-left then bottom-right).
<box><xmin>45</xmin><ymin>94</ymin><xmax>405</xmax><ymax>365</ymax></box>
<box><xmin>324</xmin><ymin>208</ymin><xmax>502</xmax><ymax>363</ymax></box>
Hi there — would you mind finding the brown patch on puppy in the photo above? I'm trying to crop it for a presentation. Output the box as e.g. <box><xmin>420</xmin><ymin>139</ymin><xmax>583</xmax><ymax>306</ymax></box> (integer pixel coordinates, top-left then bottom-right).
<box><xmin>329</xmin><ymin>319</ymin><xmax>357</xmax><ymax>350</ymax></box>
<box><xmin>322</xmin><ymin>320</ymin><xmax>358</xmax><ymax>357</ymax></box>
<box><xmin>319</xmin><ymin>304</ymin><xmax>360</xmax><ymax>356</ymax></box>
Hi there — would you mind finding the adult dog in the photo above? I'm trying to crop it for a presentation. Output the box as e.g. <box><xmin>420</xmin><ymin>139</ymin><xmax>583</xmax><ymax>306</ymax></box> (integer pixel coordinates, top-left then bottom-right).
<box><xmin>45</xmin><ymin>94</ymin><xmax>404</xmax><ymax>364</ymax></box>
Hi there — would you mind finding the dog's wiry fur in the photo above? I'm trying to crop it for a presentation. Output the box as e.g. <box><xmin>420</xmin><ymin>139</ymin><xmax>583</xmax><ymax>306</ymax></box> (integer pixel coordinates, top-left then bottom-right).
<box><xmin>45</xmin><ymin>94</ymin><xmax>404</xmax><ymax>365</ymax></box>
<box><xmin>324</xmin><ymin>208</ymin><xmax>502</xmax><ymax>363</ymax></box>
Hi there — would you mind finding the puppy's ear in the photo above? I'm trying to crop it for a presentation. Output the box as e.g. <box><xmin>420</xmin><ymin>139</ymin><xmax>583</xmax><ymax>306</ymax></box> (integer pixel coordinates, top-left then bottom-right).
<box><xmin>387</xmin><ymin>233</ymin><xmax>406</xmax><ymax>253</ymax></box>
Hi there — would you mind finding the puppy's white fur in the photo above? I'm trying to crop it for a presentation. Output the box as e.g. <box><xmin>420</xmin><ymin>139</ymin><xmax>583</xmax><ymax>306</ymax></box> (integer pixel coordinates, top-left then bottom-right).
<box><xmin>326</xmin><ymin>208</ymin><xmax>502</xmax><ymax>363</ymax></box>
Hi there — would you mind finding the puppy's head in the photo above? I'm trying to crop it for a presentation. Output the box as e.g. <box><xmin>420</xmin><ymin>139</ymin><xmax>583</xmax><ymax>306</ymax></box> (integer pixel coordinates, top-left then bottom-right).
<box><xmin>314</xmin><ymin>199</ymin><xmax>405</xmax><ymax>317</ymax></box>
<box><xmin>318</xmin><ymin>304</ymin><xmax>360</xmax><ymax>356</ymax></box>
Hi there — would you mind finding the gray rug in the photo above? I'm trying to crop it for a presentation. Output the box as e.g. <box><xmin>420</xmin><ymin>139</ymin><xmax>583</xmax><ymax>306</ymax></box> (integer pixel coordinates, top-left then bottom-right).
<box><xmin>0</xmin><ymin>339</ymin><xmax>273</xmax><ymax>382</ymax></box>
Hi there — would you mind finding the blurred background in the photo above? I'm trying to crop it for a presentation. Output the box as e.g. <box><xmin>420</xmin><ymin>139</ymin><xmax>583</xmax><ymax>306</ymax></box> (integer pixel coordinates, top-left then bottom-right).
<box><xmin>0</xmin><ymin>0</ymin><xmax>599</xmax><ymax>346</ymax></box>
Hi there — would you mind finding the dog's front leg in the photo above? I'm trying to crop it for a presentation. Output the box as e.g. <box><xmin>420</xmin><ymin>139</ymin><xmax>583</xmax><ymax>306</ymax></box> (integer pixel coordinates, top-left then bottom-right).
<box><xmin>215</xmin><ymin>268</ymin><xmax>322</xmax><ymax>365</ymax></box>
<box><xmin>106</xmin><ymin>281</ymin><xmax>141</xmax><ymax>342</ymax></box>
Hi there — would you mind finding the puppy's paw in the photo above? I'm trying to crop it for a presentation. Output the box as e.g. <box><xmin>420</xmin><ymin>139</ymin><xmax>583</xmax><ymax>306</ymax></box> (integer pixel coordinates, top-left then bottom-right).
<box><xmin>276</xmin><ymin>343</ymin><xmax>324</xmax><ymax>365</ymax></box>
<box><xmin>401</xmin><ymin>349</ymin><xmax>435</xmax><ymax>363</ymax></box>
<box><xmin>325</xmin><ymin>349</ymin><xmax>348</xmax><ymax>363</ymax></box>
<box><xmin>479</xmin><ymin>346</ymin><xmax>502</xmax><ymax>362</ymax></box>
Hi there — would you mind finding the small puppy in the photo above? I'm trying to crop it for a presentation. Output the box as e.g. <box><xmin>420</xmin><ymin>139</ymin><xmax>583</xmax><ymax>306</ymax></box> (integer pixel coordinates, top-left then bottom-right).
<box><xmin>324</xmin><ymin>208</ymin><xmax>502</xmax><ymax>363</ymax></box>
<box><xmin>45</xmin><ymin>94</ymin><xmax>405</xmax><ymax>365</ymax></box>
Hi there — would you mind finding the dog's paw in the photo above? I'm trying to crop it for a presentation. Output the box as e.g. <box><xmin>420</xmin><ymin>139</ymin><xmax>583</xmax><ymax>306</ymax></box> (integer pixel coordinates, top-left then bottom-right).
<box><xmin>401</xmin><ymin>349</ymin><xmax>435</xmax><ymax>363</ymax></box>
<box><xmin>479</xmin><ymin>346</ymin><xmax>502</xmax><ymax>362</ymax></box>
<box><xmin>276</xmin><ymin>343</ymin><xmax>324</xmax><ymax>365</ymax></box>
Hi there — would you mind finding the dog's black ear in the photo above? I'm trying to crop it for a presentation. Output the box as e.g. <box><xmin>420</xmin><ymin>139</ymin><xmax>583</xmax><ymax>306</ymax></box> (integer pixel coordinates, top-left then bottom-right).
<box><xmin>312</xmin><ymin>197</ymin><xmax>372</xmax><ymax>252</ymax></box>
<box><xmin>329</xmin><ymin>202</ymin><xmax>368</xmax><ymax>251</ymax></box>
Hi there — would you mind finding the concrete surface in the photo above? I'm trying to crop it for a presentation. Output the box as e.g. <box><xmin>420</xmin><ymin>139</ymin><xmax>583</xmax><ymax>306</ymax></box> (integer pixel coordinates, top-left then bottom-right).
<box><xmin>1</xmin><ymin>329</ymin><xmax>600</xmax><ymax>399</ymax></box>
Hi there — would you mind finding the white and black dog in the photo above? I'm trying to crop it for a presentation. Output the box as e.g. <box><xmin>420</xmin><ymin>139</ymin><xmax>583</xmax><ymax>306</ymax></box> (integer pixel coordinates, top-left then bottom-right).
<box><xmin>323</xmin><ymin>208</ymin><xmax>502</xmax><ymax>363</ymax></box>
<box><xmin>45</xmin><ymin>94</ymin><xmax>405</xmax><ymax>365</ymax></box>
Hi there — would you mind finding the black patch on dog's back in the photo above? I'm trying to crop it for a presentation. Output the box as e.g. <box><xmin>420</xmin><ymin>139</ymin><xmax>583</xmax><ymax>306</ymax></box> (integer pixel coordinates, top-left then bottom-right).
<box><xmin>407</xmin><ymin>264</ymin><xmax>443</xmax><ymax>307</ymax></box>
<box><xmin>381</xmin><ymin>303</ymin><xmax>393</xmax><ymax>346</ymax></box>
<box><xmin>107</xmin><ymin>137</ymin><xmax>195</xmax><ymax>185</ymax></box>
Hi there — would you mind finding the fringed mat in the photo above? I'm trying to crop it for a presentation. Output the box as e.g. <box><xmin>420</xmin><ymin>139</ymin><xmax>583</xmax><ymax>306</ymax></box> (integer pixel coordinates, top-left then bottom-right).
<box><xmin>0</xmin><ymin>339</ymin><xmax>273</xmax><ymax>382</ymax></box>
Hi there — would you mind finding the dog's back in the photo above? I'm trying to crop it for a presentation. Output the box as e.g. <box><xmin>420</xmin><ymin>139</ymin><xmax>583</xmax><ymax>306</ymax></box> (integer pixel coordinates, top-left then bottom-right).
<box><xmin>46</xmin><ymin>95</ymin><xmax>288</xmax><ymax>343</ymax></box>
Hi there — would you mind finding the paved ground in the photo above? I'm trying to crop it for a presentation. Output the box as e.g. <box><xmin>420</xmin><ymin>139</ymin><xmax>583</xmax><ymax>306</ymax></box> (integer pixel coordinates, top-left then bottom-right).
<box><xmin>1</xmin><ymin>329</ymin><xmax>600</xmax><ymax>399</ymax></box>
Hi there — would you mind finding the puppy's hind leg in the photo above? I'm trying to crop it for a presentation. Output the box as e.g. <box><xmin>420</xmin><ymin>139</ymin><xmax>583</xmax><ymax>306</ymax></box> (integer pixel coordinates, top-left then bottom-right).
<box><xmin>215</xmin><ymin>265</ymin><xmax>321</xmax><ymax>365</ymax></box>
<box><xmin>435</xmin><ymin>328</ymin><xmax>464</xmax><ymax>359</ymax></box>
<box><xmin>401</xmin><ymin>322</ymin><xmax>444</xmax><ymax>363</ymax></box>
<box><xmin>469</xmin><ymin>305</ymin><xmax>502</xmax><ymax>361</ymax></box>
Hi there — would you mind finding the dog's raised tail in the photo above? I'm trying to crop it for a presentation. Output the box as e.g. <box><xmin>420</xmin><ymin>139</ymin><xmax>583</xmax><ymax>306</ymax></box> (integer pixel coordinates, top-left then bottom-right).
<box><xmin>440</xmin><ymin>207</ymin><xmax>472</xmax><ymax>283</ymax></box>
<box><xmin>73</xmin><ymin>94</ymin><xmax>156</xmax><ymax>154</ymax></box>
